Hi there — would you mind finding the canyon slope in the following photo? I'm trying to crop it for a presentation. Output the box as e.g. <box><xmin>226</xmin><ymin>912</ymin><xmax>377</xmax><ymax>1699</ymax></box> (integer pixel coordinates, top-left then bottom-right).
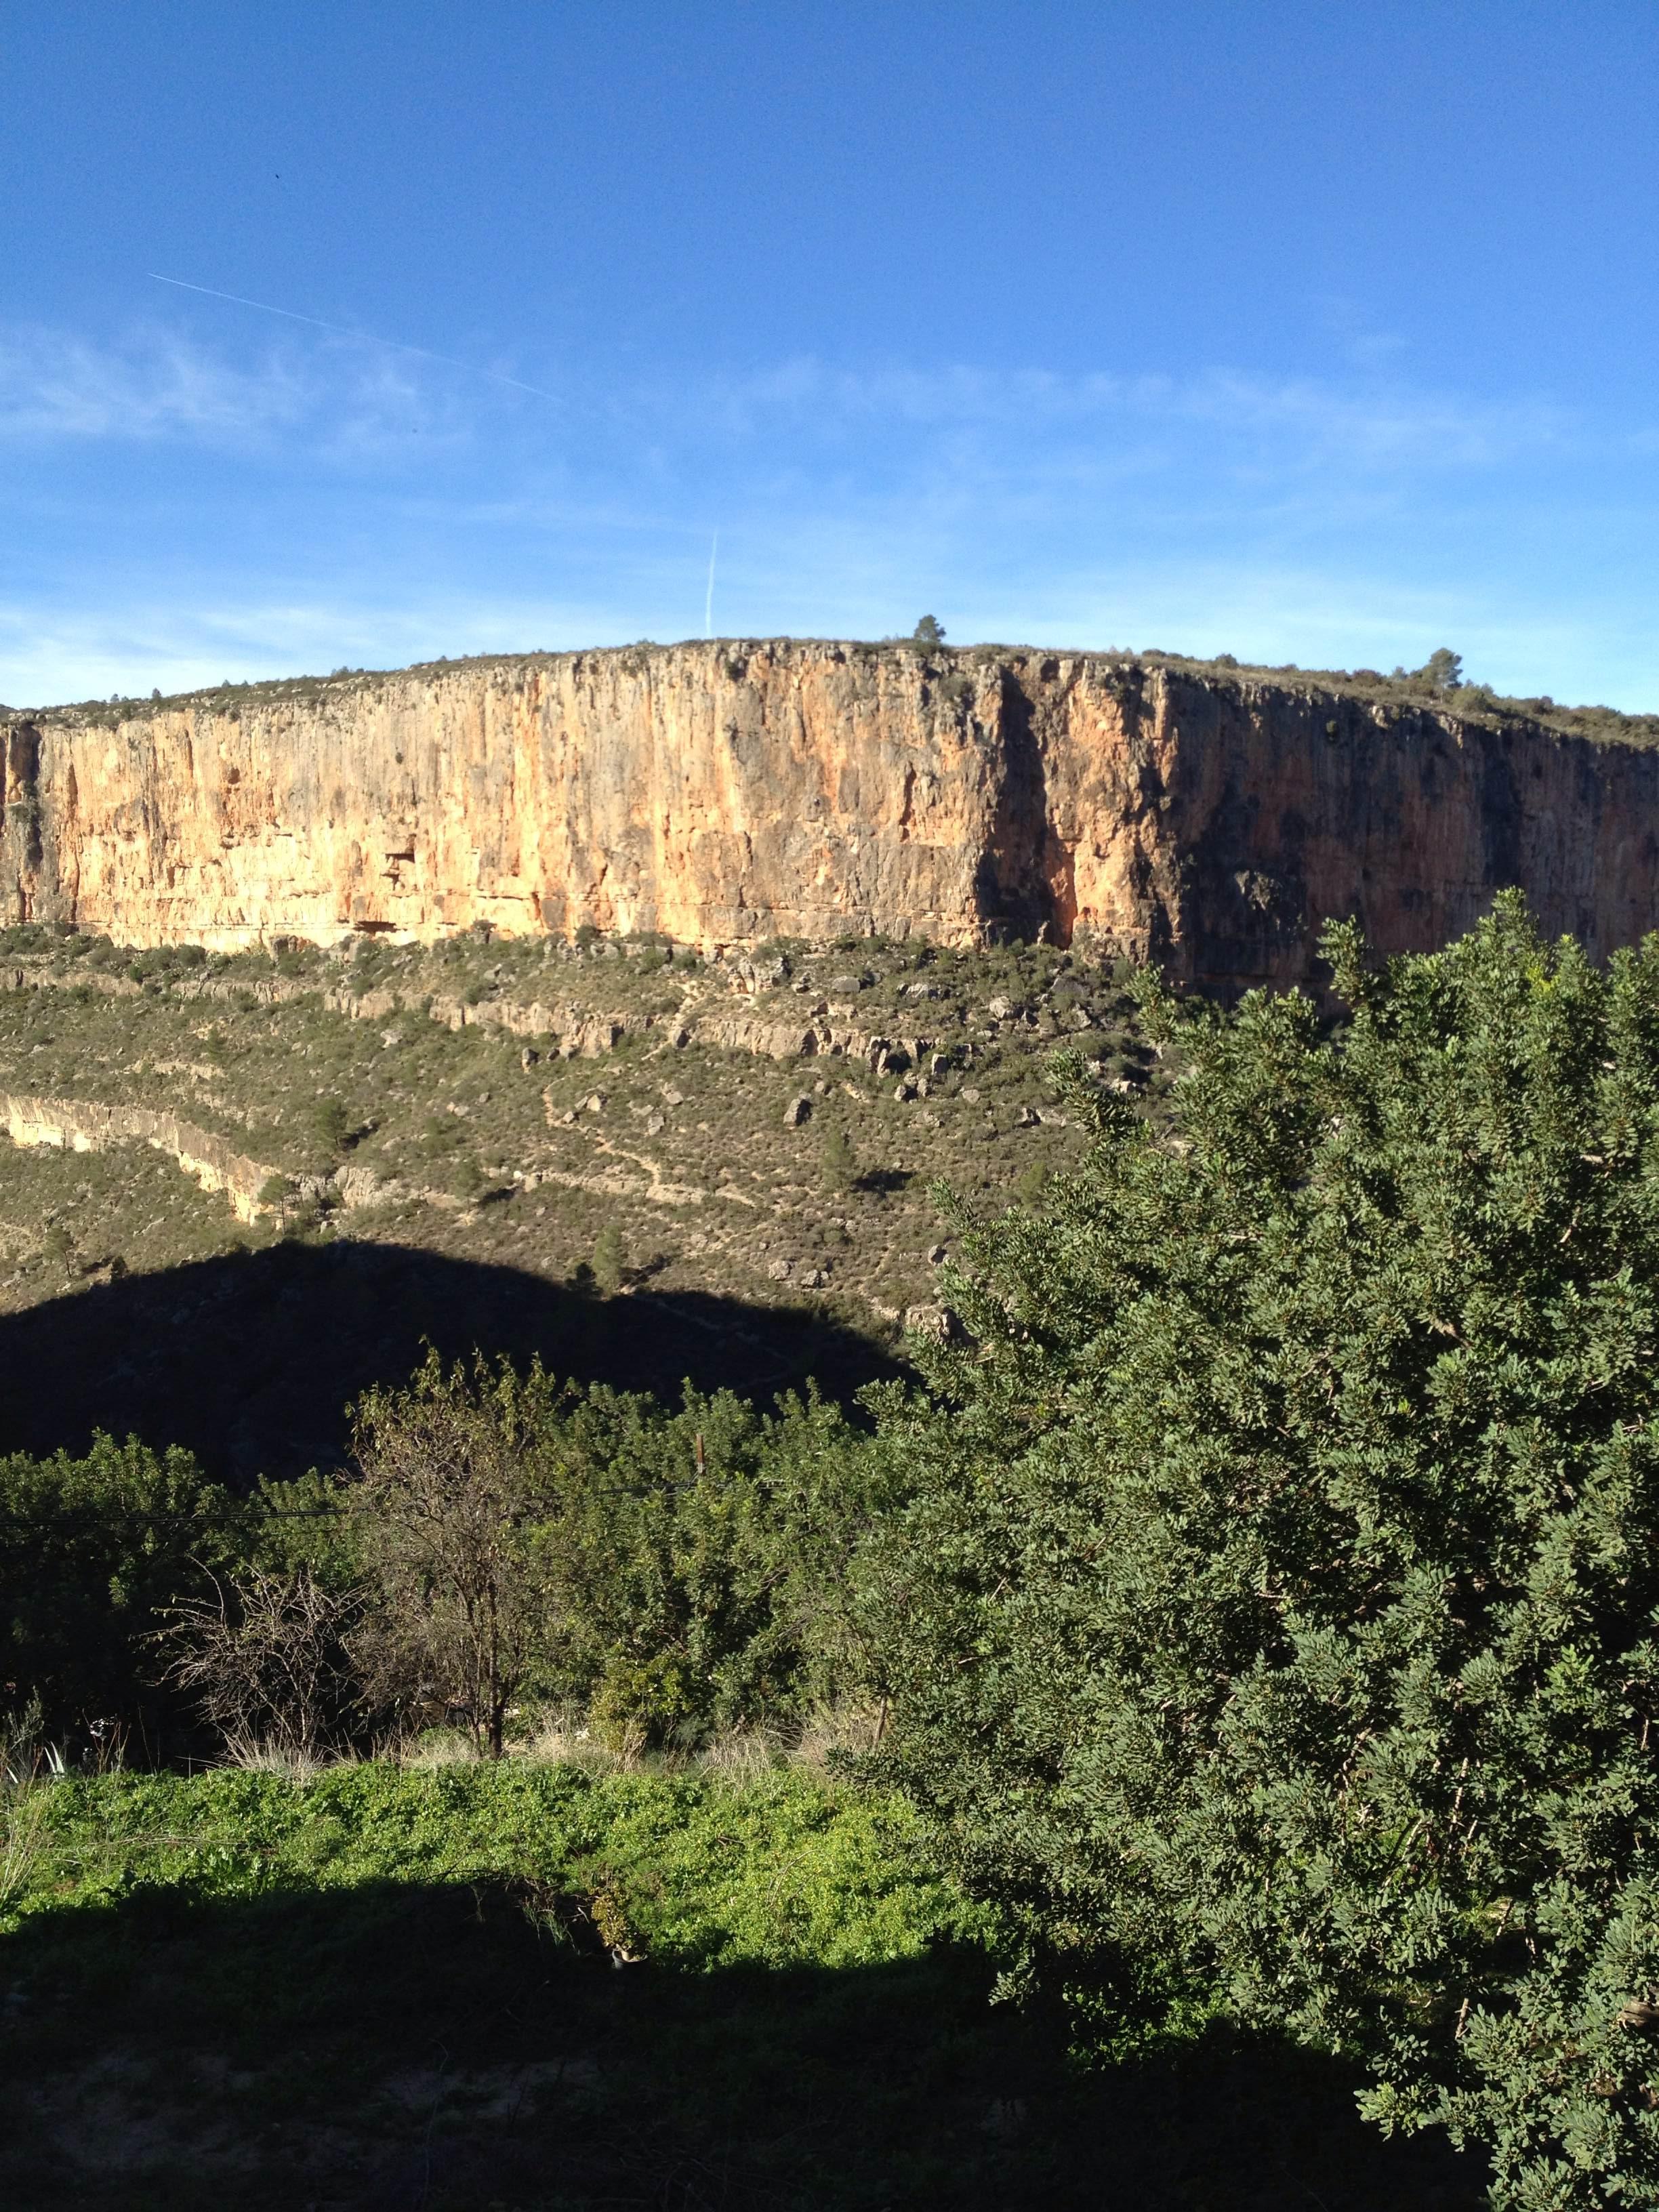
<box><xmin>6</xmin><ymin>639</ymin><xmax>1659</xmax><ymax>986</ymax></box>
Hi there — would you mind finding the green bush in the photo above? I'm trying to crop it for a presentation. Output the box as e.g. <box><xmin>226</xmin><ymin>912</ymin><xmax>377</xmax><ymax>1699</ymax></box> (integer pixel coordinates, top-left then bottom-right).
<box><xmin>821</xmin><ymin>1123</ymin><xmax>857</xmax><ymax>1193</ymax></box>
<box><xmin>530</xmin><ymin>1380</ymin><xmax>880</xmax><ymax>1746</ymax></box>
<box><xmin>0</xmin><ymin>1437</ymin><xmax>243</xmax><ymax>1747</ymax></box>
<box><xmin>592</xmin><ymin>1220</ymin><xmax>626</xmax><ymax>1292</ymax></box>
<box><xmin>865</xmin><ymin>895</ymin><xmax>1659</xmax><ymax>2209</ymax></box>
<box><xmin>251</xmin><ymin>1360</ymin><xmax>882</xmax><ymax>1756</ymax></box>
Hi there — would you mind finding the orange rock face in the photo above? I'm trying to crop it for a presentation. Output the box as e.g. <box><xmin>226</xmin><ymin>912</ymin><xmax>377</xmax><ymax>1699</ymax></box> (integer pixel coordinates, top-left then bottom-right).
<box><xmin>5</xmin><ymin>641</ymin><xmax>1658</xmax><ymax>985</ymax></box>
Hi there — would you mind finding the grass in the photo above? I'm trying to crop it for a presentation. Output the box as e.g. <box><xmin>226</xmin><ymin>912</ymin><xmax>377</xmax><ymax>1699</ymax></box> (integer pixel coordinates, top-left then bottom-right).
<box><xmin>5</xmin><ymin>1761</ymin><xmax>986</xmax><ymax>1969</ymax></box>
<box><xmin>0</xmin><ymin>1759</ymin><xmax>1482</xmax><ymax>2210</ymax></box>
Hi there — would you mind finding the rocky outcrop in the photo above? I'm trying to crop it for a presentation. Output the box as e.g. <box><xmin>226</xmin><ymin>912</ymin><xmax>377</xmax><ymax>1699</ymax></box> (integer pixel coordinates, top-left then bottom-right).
<box><xmin>7</xmin><ymin>642</ymin><xmax>1659</xmax><ymax>987</ymax></box>
<box><xmin>0</xmin><ymin>1092</ymin><xmax>410</xmax><ymax>1223</ymax></box>
<box><xmin>0</xmin><ymin>1093</ymin><xmax>280</xmax><ymax>1222</ymax></box>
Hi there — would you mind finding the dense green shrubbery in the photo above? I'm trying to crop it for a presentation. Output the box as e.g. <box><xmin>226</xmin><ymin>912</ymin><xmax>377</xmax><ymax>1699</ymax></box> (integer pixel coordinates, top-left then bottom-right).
<box><xmin>0</xmin><ymin>1366</ymin><xmax>883</xmax><ymax>1763</ymax></box>
<box><xmin>319</xmin><ymin>1358</ymin><xmax>884</xmax><ymax>1753</ymax></box>
<box><xmin>863</xmin><ymin>895</ymin><xmax>1659</xmax><ymax>2209</ymax></box>
<box><xmin>0</xmin><ymin>1437</ymin><xmax>245</xmax><ymax>1756</ymax></box>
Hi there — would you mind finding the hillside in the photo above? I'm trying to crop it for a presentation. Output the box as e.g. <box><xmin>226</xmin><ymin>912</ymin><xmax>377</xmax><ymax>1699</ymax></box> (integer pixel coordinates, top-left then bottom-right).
<box><xmin>0</xmin><ymin>919</ymin><xmax>1151</xmax><ymax>1477</ymax></box>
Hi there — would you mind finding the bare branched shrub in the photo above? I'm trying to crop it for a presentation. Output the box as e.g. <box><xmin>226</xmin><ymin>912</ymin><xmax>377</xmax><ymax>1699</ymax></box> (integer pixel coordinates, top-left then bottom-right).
<box><xmin>346</xmin><ymin>1353</ymin><xmax>560</xmax><ymax>1758</ymax></box>
<box><xmin>155</xmin><ymin>1566</ymin><xmax>366</xmax><ymax>1763</ymax></box>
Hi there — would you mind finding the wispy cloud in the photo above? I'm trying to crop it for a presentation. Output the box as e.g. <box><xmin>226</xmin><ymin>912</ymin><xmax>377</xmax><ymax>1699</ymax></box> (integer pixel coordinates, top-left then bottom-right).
<box><xmin>3</xmin><ymin>313</ymin><xmax>1657</xmax><ymax>712</ymax></box>
<box><xmin>146</xmin><ymin>274</ymin><xmax>570</xmax><ymax>406</ymax></box>
<box><xmin>699</xmin><ymin>356</ymin><xmax>1574</xmax><ymax>473</ymax></box>
<box><xmin>0</xmin><ymin>590</ymin><xmax>662</xmax><ymax>710</ymax></box>
<box><xmin>0</xmin><ymin>324</ymin><xmax>309</xmax><ymax>443</ymax></box>
<box><xmin>0</xmin><ymin>323</ymin><xmax>477</xmax><ymax>459</ymax></box>
<box><xmin>2</xmin><ymin>319</ymin><xmax>1575</xmax><ymax>483</ymax></box>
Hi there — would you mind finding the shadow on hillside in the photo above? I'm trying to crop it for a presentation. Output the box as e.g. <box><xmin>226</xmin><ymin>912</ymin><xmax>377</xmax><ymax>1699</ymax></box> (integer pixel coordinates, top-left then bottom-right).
<box><xmin>1</xmin><ymin>1874</ymin><xmax>1483</xmax><ymax>2212</ymax></box>
<box><xmin>0</xmin><ymin>1242</ymin><xmax>899</xmax><ymax>1483</ymax></box>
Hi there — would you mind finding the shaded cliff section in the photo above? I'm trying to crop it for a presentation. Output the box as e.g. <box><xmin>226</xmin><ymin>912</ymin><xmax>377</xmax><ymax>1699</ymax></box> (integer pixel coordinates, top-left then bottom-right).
<box><xmin>7</xmin><ymin>641</ymin><xmax>1659</xmax><ymax>988</ymax></box>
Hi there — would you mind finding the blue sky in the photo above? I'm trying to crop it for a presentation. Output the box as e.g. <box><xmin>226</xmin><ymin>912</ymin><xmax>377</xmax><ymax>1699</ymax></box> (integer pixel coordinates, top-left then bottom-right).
<box><xmin>5</xmin><ymin>1</ymin><xmax>1659</xmax><ymax>708</ymax></box>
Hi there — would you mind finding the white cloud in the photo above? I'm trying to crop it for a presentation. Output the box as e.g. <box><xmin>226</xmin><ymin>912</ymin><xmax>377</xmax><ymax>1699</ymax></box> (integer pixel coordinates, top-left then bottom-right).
<box><xmin>0</xmin><ymin>323</ymin><xmax>474</xmax><ymax>457</ymax></box>
<box><xmin>1</xmin><ymin>312</ymin><xmax>1656</xmax><ymax>713</ymax></box>
<box><xmin>0</xmin><ymin>325</ymin><xmax>308</xmax><ymax>443</ymax></box>
<box><xmin>0</xmin><ymin>316</ymin><xmax>1578</xmax><ymax>501</ymax></box>
<box><xmin>699</xmin><ymin>356</ymin><xmax>1573</xmax><ymax>475</ymax></box>
<box><xmin>0</xmin><ymin>590</ymin><xmax>666</xmax><ymax>710</ymax></box>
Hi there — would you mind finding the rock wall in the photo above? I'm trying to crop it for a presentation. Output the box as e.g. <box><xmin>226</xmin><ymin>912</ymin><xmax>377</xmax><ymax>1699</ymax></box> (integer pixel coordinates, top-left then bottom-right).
<box><xmin>0</xmin><ymin>1092</ymin><xmax>279</xmax><ymax>1222</ymax></box>
<box><xmin>7</xmin><ymin>641</ymin><xmax>1659</xmax><ymax>986</ymax></box>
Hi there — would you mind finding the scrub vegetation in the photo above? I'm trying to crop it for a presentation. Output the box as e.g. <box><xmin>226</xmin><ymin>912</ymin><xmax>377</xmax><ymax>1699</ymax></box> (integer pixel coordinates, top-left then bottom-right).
<box><xmin>0</xmin><ymin>916</ymin><xmax>1145</xmax><ymax>1352</ymax></box>
<box><xmin>6</xmin><ymin>894</ymin><xmax>1659</xmax><ymax>2205</ymax></box>
<box><xmin>28</xmin><ymin>636</ymin><xmax>1659</xmax><ymax>753</ymax></box>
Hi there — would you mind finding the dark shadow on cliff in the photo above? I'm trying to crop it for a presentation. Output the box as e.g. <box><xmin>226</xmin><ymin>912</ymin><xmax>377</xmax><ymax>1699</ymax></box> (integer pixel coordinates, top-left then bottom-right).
<box><xmin>0</xmin><ymin>1242</ymin><xmax>899</xmax><ymax>1482</ymax></box>
<box><xmin>972</xmin><ymin>664</ymin><xmax>1067</xmax><ymax>943</ymax></box>
<box><xmin>1</xmin><ymin>1874</ymin><xmax>1483</xmax><ymax>2212</ymax></box>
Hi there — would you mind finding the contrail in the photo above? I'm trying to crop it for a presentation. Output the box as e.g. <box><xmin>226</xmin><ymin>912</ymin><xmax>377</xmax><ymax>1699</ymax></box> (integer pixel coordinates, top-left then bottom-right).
<box><xmin>704</xmin><ymin>531</ymin><xmax>718</xmax><ymax>638</ymax></box>
<box><xmin>148</xmin><ymin>274</ymin><xmax>566</xmax><ymax>405</ymax></box>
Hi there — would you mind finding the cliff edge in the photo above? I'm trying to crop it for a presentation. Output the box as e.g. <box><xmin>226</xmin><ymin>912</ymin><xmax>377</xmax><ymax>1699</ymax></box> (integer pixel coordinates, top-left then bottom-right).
<box><xmin>6</xmin><ymin>638</ymin><xmax>1658</xmax><ymax>987</ymax></box>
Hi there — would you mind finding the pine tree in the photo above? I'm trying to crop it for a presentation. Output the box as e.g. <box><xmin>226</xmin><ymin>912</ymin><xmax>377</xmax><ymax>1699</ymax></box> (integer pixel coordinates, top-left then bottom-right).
<box><xmin>592</xmin><ymin>1221</ymin><xmax>626</xmax><ymax>1294</ymax></box>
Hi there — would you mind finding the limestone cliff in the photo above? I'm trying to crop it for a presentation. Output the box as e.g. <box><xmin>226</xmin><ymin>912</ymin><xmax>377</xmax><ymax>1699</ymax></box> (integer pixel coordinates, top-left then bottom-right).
<box><xmin>7</xmin><ymin>641</ymin><xmax>1659</xmax><ymax>986</ymax></box>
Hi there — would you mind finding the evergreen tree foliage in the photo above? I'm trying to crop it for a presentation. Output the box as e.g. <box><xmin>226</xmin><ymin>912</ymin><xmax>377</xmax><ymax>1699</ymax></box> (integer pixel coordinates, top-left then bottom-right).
<box><xmin>0</xmin><ymin>1437</ymin><xmax>241</xmax><ymax>1748</ymax></box>
<box><xmin>863</xmin><ymin>895</ymin><xmax>1659</xmax><ymax>2207</ymax></box>
<box><xmin>523</xmin><ymin>1378</ymin><xmax>881</xmax><ymax>1746</ymax></box>
<box><xmin>592</xmin><ymin>1220</ymin><xmax>626</xmax><ymax>1293</ymax></box>
<box><xmin>1420</xmin><ymin>646</ymin><xmax>1465</xmax><ymax>691</ymax></box>
<box><xmin>821</xmin><ymin>1122</ymin><xmax>857</xmax><ymax>1192</ymax></box>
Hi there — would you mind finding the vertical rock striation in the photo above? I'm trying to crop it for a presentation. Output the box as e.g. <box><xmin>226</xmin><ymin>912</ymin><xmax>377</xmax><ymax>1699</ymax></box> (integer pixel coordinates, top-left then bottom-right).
<box><xmin>6</xmin><ymin>640</ymin><xmax>1659</xmax><ymax>987</ymax></box>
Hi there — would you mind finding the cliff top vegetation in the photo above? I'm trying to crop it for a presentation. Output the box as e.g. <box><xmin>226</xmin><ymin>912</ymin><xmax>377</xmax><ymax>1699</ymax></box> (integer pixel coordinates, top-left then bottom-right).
<box><xmin>15</xmin><ymin>635</ymin><xmax>1659</xmax><ymax>754</ymax></box>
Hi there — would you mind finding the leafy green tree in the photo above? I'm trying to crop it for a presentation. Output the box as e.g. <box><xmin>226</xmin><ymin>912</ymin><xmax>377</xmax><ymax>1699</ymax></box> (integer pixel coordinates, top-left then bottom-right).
<box><xmin>0</xmin><ymin>1437</ymin><xmax>243</xmax><ymax>1746</ymax></box>
<box><xmin>864</xmin><ymin>895</ymin><xmax>1659</xmax><ymax>2209</ymax></box>
<box><xmin>530</xmin><ymin>1382</ymin><xmax>878</xmax><ymax>1748</ymax></box>
<box><xmin>912</xmin><ymin>615</ymin><xmax>945</xmax><ymax>649</ymax></box>
<box><xmin>307</xmin><ymin>1097</ymin><xmax>352</xmax><ymax>1155</ymax></box>
<box><xmin>346</xmin><ymin>1353</ymin><xmax>563</xmax><ymax>1757</ymax></box>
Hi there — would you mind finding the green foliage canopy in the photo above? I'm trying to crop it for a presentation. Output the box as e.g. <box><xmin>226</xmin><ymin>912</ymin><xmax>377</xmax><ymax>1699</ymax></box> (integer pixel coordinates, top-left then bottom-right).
<box><xmin>262</xmin><ymin>1359</ymin><xmax>881</xmax><ymax>1757</ymax></box>
<box><xmin>528</xmin><ymin>1378</ymin><xmax>885</xmax><ymax>1746</ymax></box>
<box><xmin>865</xmin><ymin>896</ymin><xmax>1659</xmax><ymax>2207</ymax></box>
<box><xmin>0</xmin><ymin>1437</ymin><xmax>241</xmax><ymax>1748</ymax></box>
